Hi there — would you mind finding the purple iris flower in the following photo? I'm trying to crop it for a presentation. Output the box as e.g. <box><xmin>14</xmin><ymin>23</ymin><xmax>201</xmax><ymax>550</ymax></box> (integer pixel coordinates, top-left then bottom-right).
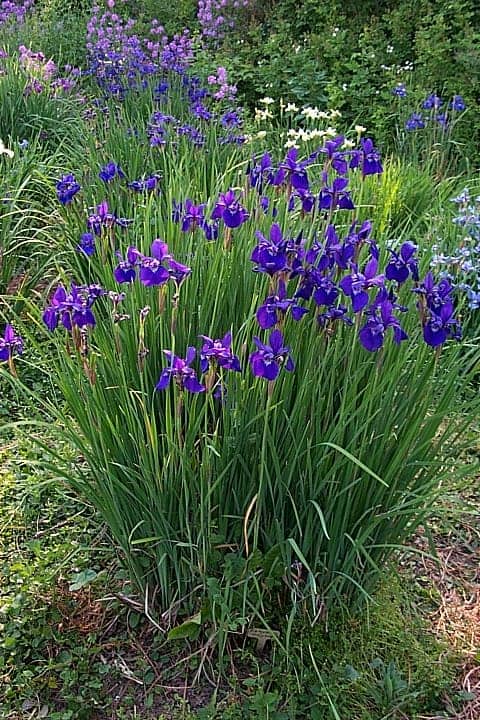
<box><xmin>172</xmin><ymin>200</ymin><xmax>183</xmax><ymax>223</ymax></box>
<box><xmin>251</xmin><ymin>223</ymin><xmax>288</xmax><ymax>276</ymax></box>
<box><xmin>392</xmin><ymin>83</ymin><xmax>407</xmax><ymax>97</ymax></box>
<box><xmin>256</xmin><ymin>279</ymin><xmax>308</xmax><ymax>329</ymax></box>
<box><xmin>423</xmin><ymin>302</ymin><xmax>461</xmax><ymax>347</ymax></box>
<box><xmin>191</xmin><ymin>102</ymin><xmax>213</xmax><ymax>121</ymax></box>
<box><xmin>99</xmin><ymin>162</ymin><xmax>125</xmax><ymax>183</ymax></box>
<box><xmin>77</xmin><ymin>232</ymin><xmax>96</xmax><ymax>257</ymax></box>
<box><xmin>319</xmin><ymin>137</ymin><xmax>348</xmax><ymax>175</ymax></box>
<box><xmin>340</xmin><ymin>257</ymin><xmax>385</xmax><ymax>312</ymax></box>
<box><xmin>319</xmin><ymin>176</ymin><xmax>355</xmax><ymax>211</ymax></box>
<box><xmin>156</xmin><ymin>347</ymin><xmax>205</xmax><ymax>393</ymax></box>
<box><xmin>0</xmin><ymin>324</ymin><xmax>23</xmax><ymax>361</ymax></box>
<box><xmin>114</xmin><ymin>246</ymin><xmax>140</xmax><ymax>284</ymax></box>
<box><xmin>249</xmin><ymin>329</ymin><xmax>295</xmax><ymax>381</ymax></box>
<box><xmin>86</xmin><ymin>200</ymin><xmax>118</xmax><ymax>236</ymax></box>
<box><xmin>139</xmin><ymin>240</ymin><xmax>171</xmax><ymax>286</ymax></box>
<box><xmin>181</xmin><ymin>199</ymin><xmax>206</xmax><ymax>232</ymax></box>
<box><xmin>359</xmin><ymin>298</ymin><xmax>408</xmax><ymax>352</ymax></box>
<box><xmin>199</xmin><ymin>332</ymin><xmax>241</xmax><ymax>373</ymax></box>
<box><xmin>423</xmin><ymin>93</ymin><xmax>443</xmax><ymax>110</ymax></box>
<box><xmin>313</xmin><ymin>274</ymin><xmax>339</xmax><ymax>307</ymax></box>
<box><xmin>248</xmin><ymin>152</ymin><xmax>275</xmax><ymax>192</ymax></box>
<box><xmin>385</xmin><ymin>242</ymin><xmax>419</xmax><ymax>283</ymax></box>
<box><xmin>43</xmin><ymin>284</ymin><xmax>104</xmax><ymax>332</ymax></box>
<box><xmin>290</xmin><ymin>189</ymin><xmax>316</xmax><ymax>215</ymax></box>
<box><xmin>202</xmin><ymin>220</ymin><xmax>219</xmax><ymax>241</ymax></box>
<box><xmin>358</xmin><ymin>138</ymin><xmax>383</xmax><ymax>177</ymax></box>
<box><xmin>56</xmin><ymin>174</ymin><xmax>81</xmax><ymax>205</ymax></box>
<box><xmin>317</xmin><ymin>304</ymin><xmax>353</xmax><ymax>328</ymax></box>
<box><xmin>128</xmin><ymin>174</ymin><xmax>161</xmax><ymax>193</ymax></box>
<box><xmin>415</xmin><ymin>272</ymin><xmax>453</xmax><ymax>313</ymax></box>
<box><xmin>221</xmin><ymin>110</ymin><xmax>242</xmax><ymax>127</ymax></box>
<box><xmin>168</xmin><ymin>258</ymin><xmax>191</xmax><ymax>288</ymax></box>
<box><xmin>450</xmin><ymin>95</ymin><xmax>466</xmax><ymax>112</ymax></box>
<box><xmin>276</xmin><ymin>147</ymin><xmax>311</xmax><ymax>191</ymax></box>
<box><xmin>43</xmin><ymin>286</ymin><xmax>67</xmax><ymax>331</ymax></box>
<box><xmin>405</xmin><ymin>113</ymin><xmax>425</xmax><ymax>131</ymax></box>
<box><xmin>211</xmin><ymin>190</ymin><xmax>249</xmax><ymax>228</ymax></box>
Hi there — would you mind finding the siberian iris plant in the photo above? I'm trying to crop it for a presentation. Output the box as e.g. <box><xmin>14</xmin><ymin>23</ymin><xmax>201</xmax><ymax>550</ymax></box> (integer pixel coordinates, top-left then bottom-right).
<box><xmin>139</xmin><ymin>240</ymin><xmax>171</xmax><ymax>286</ymax></box>
<box><xmin>385</xmin><ymin>242</ymin><xmax>419</xmax><ymax>283</ymax></box>
<box><xmin>156</xmin><ymin>347</ymin><xmax>205</xmax><ymax>393</ymax></box>
<box><xmin>250</xmin><ymin>223</ymin><xmax>288</xmax><ymax>276</ymax></box>
<box><xmin>339</xmin><ymin>256</ymin><xmax>385</xmax><ymax>312</ymax></box>
<box><xmin>43</xmin><ymin>284</ymin><xmax>105</xmax><ymax>332</ymax></box>
<box><xmin>359</xmin><ymin>292</ymin><xmax>408</xmax><ymax>352</ymax></box>
<box><xmin>0</xmin><ymin>324</ymin><xmax>23</xmax><ymax>373</ymax></box>
<box><xmin>56</xmin><ymin>173</ymin><xmax>81</xmax><ymax>205</ymax></box>
<box><xmin>114</xmin><ymin>246</ymin><xmax>139</xmax><ymax>283</ymax></box>
<box><xmin>211</xmin><ymin>189</ymin><xmax>249</xmax><ymax>228</ymax></box>
<box><xmin>319</xmin><ymin>175</ymin><xmax>355</xmax><ymax>211</ymax></box>
<box><xmin>14</xmin><ymin>67</ymin><xmax>479</xmax><ymax>652</ymax></box>
<box><xmin>99</xmin><ymin>161</ymin><xmax>125</xmax><ymax>182</ymax></box>
<box><xmin>256</xmin><ymin>279</ymin><xmax>308</xmax><ymax>329</ymax></box>
<box><xmin>249</xmin><ymin>329</ymin><xmax>295</xmax><ymax>380</ymax></box>
<box><xmin>77</xmin><ymin>232</ymin><xmax>96</xmax><ymax>256</ymax></box>
<box><xmin>199</xmin><ymin>332</ymin><xmax>241</xmax><ymax>373</ymax></box>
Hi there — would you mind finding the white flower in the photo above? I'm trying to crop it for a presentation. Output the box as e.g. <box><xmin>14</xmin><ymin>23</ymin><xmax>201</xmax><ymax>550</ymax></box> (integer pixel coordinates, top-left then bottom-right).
<box><xmin>0</xmin><ymin>139</ymin><xmax>14</xmax><ymax>158</ymax></box>
<box><xmin>342</xmin><ymin>83</ymin><xmax>348</xmax><ymax>92</ymax></box>
<box><xmin>256</xmin><ymin>130</ymin><xmax>267</xmax><ymax>139</ymax></box>
<box><xmin>342</xmin><ymin>139</ymin><xmax>355</xmax><ymax>149</ymax></box>
<box><xmin>309</xmin><ymin>129</ymin><xmax>326</xmax><ymax>138</ymax></box>
<box><xmin>354</xmin><ymin>124</ymin><xmax>367</xmax><ymax>135</ymax></box>
<box><xmin>259</xmin><ymin>96</ymin><xmax>275</xmax><ymax>105</ymax></box>
<box><xmin>329</xmin><ymin>109</ymin><xmax>342</xmax><ymax>118</ymax></box>
<box><xmin>301</xmin><ymin>106</ymin><xmax>321</xmax><ymax>120</ymax></box>
<box><xmin>254</xmin><ymin>108</ymin><xmax>273</xmax><ymax>122</ymax></box>
<box><xmin>386</xmin><ymin>45</ymin><xmax>394</xmax><ymax>54</ymax></box>
<box><xmin>285</xmin><ymin>103</ymin><xmax>299</xmax><ymax>113</ymax></box>
<box><xmin>284</xmin><ymin>140</ymin><xmax>299</xmax><ymax>149</ymax></box>
<box><xmin>325</xmin><ymin>126</ymin><xmax>337</xmax><ymax>137</ymax></box>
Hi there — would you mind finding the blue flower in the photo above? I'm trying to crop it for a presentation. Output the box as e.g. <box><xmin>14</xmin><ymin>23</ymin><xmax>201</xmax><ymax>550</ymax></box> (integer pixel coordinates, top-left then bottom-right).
<box><xmin>156</xmin><ymin>347</ymin><xmax>205</xmax><ymax>393</ymax></box>
<box><xmin>385</xmin><ymin>242</ymin><xmax>419</xmax><ymax>284</ymax></box>
<box><xmin>405</xmin><ymin>113</ymin><xmax>425</xmax><ymax>131</ymax></box>
<box><xmin>392</xmin><ymin>83</ymin><xmax>407</xmax><ymax>97</ymax></box>
<box><xmin>77</xmin><ymin>232</ymin><xmax>96</xmax><ymax>257</ymax></box>
<box><xmin>249</xmin><ymin>329</ymin><xmax>294</xmax><ymax>381</ymax></box>
<box><xmin>99</xmin><ymin>161</ymin><xmax>125</xmax><ymax>183</ymax></box>
<box><xmin>56</xmin><ymin>174</ymin><xmax>81</xmax><ymax>205</ymax></box>
<box><xmin>450</xmin><ymin>95</ymin><xmax>466</xmax><ymax>112</ymax></box>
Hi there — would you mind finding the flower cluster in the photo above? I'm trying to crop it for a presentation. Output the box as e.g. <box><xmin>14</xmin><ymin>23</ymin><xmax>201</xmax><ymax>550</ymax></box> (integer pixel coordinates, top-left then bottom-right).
<box><xmin>206</xmin><ymin>66</ymin><xmax>237</xmax><ymax>101</ymax></box>
<box><xmin>17</xmin><ymin>44</ymin><xmax>79</xmax><ymax>96</ymax></box>
<box><xmin>113</xmin><ymin>240</ymin><xmax>191</xmax><ymax>289</ymax></box>
<box><xmin>171</xmin><ymin>191</ymin><xmax>249</xmax><ymax>240</ymax></box>
<box><xmin>247</xmin><ymin>136</ymin><xmax>382</xmax><ymax>213</ymax></box>
<box><xmin>43</xmin><ymin>283</ymin><xmax>105</xmax><ymax>332</ymax></box>
<box><xmin>0</xmin><ymin>324</ymin><xmax>23</xmax><ymax>362</ymax></box>
<box><xmin>85</xmin><ymin>7</ymin><xmax>195</xmax><ymax>98</ymax></box>
<box><xmin>156</xmin><ymin>332</ymin><xmax>241</xmax><ymax>394</ymax></box>
<box><xmin>249</xmin><ymin>208</ymin><xmax>458</xmax><ymax>352</ymax></box>
<box><xmin>198</xmin><ymin>0</ymin><xmax>249</xmax><ymax>43</ymax></box>
<box><xmin>0</xmin><ymin>0</ymin><xmax>33</xmax><ymax>27</ymax></box>
<box><xmin>430</xmin><ymin>188</ymin><xmax>480</xmax><ymax>310</ymax></box>
<box><xmin>404</xmin><ymin>93</ymin><xmax>466</xmax><ymax>131</ymax></box>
